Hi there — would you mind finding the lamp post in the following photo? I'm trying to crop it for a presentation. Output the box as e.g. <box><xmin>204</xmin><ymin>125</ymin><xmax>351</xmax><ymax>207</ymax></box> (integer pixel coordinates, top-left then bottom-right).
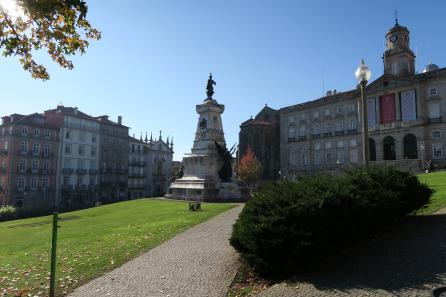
<box><xmin>420</xmin><ymin>143</ymin><xmax>425</xmax><ymax>170</ymax></box>
<box><xmin>355</xmin><ymin>59</ymin><xmax>372</xmax><ymax>167</ymax></box>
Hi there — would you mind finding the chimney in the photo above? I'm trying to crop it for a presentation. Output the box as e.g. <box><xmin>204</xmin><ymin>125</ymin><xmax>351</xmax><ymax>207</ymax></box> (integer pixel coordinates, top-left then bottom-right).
<box><xmin>2</xmin><ymin>116</ymin><xmax>11</xmax><ymax>125</ymax></box>
<box><xmin>118</xmin><ymin>116</ymin><xmax>122</xmax><ymax>125</ymax></box>
<box><xmin>326</xmin><ymin>90</ymin><xmax>332</xmax><ymax>96</ymax></box>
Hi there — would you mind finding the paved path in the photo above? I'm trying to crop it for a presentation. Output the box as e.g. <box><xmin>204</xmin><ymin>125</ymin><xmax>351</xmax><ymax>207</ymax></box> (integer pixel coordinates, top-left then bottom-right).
<box><xmin>257</xmin><ymin>207</ymin><xmax>446</xmax><ymax>297</ymax></box>
<box><xmin>69</xmin><ymin>205</ymin><xmax>243</xmax><ymax>297</ymax></box>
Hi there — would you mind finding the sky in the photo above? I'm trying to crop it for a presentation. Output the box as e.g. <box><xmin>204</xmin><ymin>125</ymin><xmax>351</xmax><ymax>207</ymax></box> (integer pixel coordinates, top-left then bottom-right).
<box><xmin>1</xmin><ymin>0</ymin><xmax>446</xmax><ymax>160</ymax></box>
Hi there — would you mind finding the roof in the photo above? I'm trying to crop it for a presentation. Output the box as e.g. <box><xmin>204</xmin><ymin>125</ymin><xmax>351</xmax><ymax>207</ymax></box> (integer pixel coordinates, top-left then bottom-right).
<box><xmin>1</xmin><ymin>113</ymin><xmax>58</xmax><ymax>129</ymax></box>
<box><xmin>94</xmin><ymin>115</ymin><xmax>129</xmax><ymax>128</ymax></box>
<box><xmin>45</xmin><ymin>106</ymin><xmax>96</xmax><ymax>121</ymax></box>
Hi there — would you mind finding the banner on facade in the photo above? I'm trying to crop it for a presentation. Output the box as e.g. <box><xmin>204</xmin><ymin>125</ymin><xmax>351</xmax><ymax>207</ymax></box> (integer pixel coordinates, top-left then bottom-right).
<box><xmin>380</xmin><ymin>93</ymin><xmax>396</xmax><ymax>124</ymax></box>
<box><xmin>367</xmin><ymin>98</ymin><xmax>376</xmax><ymax>127</ymax></box>
<box><xmin>400</xmin><ymin>89</ymin><xmax>417</xmax><ymax>121</ymax></box>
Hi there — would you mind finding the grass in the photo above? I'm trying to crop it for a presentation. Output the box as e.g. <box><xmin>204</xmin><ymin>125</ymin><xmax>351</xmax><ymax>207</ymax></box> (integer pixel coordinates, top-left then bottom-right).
<box><xmin>0</xmin><ymin>198</ymin><xmax>236</xmax><ymax>297</ymax></box>
<box><xmin>416</xmin><ymin>170</ymin><xmax>446</xmax><ymax>215</ymax></box>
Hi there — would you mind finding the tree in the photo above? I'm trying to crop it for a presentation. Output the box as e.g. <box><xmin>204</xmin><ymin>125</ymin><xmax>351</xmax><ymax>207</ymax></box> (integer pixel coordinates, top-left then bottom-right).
<box><xmin>238</xmin><ymin>146</ymin><xmax>262</xmax><ymax>188</ymax></box>
<box><xmin>0</xmin><ymin>0</ymin><xmax>101</xmax><ymax>80</ymax></box>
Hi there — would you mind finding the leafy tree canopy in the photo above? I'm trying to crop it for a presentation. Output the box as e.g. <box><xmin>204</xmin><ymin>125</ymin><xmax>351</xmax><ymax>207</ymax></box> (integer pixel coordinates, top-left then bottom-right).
<box><xmin>0</xmin><ymin>0</ymin><xmax>101</xmax><ymax>80</ymax></box>
<box><xmin>238</xmin><ymin>146</ymin><xmax>262</xmax><ymax>186</ymax></box>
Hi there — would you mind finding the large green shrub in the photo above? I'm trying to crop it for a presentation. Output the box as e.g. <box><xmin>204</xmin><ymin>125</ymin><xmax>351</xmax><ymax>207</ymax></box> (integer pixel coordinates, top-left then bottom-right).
<box><xmin>0</xmin><ymin>205</ymin><xmax>19</xmax><ymax>222</ymax></box>
<box><xmin>230</xmin><ymin>166</ymin><xmax>433</xmax><ymax>277</ymax></box>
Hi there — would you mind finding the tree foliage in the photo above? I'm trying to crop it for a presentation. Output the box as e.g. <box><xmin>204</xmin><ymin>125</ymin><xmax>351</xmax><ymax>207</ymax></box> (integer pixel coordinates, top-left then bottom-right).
<box><xmin>238</xmin><ymin>146</ymin><xmax>262</xmax><ymax>186</ymax></box>
<box><xmin>0</xmin><ymin>0</ymin><xmax>101</xmax><ymax>80</ymax></box>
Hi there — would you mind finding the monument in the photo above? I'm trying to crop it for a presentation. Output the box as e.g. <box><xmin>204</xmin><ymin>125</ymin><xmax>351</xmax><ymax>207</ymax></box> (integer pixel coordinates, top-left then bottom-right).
<box><xmin>165</xmin><ymin>74</ymin><xmax>249</xmax><ymax>202</ymax></box>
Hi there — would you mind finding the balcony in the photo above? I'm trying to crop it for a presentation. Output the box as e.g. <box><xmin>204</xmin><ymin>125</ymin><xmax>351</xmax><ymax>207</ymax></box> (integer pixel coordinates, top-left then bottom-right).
<box><xmin>312</xmin><ymin>134</ymin><xmax>321</xmax><ymax>139</ymax></box>
<box><xmin>75</xmin><ymin>184</ymin><xmax>87</xmax><ymax>190</ymax></box>
<box><xmin>32</xmin><ymin>151</ymin><xmax>40</xmax><ymax>157</ymax></box>
<box><xmin>323</xmin><ymin>132</ymin><xmax>333</xmax><ymax>137</ymax></box>
<box><xmin>128</xmin><ymin>173</ymin><xmax>146</xmax><ymax>178</ymax></box>
<box><xmin>62</xmin><ymin>184</ymin><xmax>74</xmax><ymax>191</ymax></box>
<box><xmin>298</xmin><ymin>136</ymin><xmax>307</xmax><ymax>141</ymax></box>
<box><xmin>428</xmin><ymin>117</ymin><xmax>442</xmax><ymax>124</ymax></box>
<box><xmin>76</xmin><ymin>168</ymin><xmax>88</xmax><ymax>175</ymax></box>
<box><xmin>128</xmin><ymin>161</ymin><xmax>145</xmax><ymax>167</ymax></box>
<box><xmin>39</xmin><ymin>169</ymin><xmax>52</xmax><ymax>175</ymax></box>
<box><xmin>41</xmin><ymin>152</ymin><xmax>54</xmax><ymax>158</ymax></box>
<box><xmin>1</xmin><ymin>149</ymin><xmax>8</xmax><ymax>155</ymax></box>
<box><xmin>287</xmin><ymin>137</ymin><xmax>295</xmax><ymax>143</ymax></box>
<box><xmin>62</xmin><ymin>168</ymin><xmax>74</xmax><ymax>174</ymax></box>
<box><xmin>335</xmin><ymin>131</ymin><xmax>345</xmax><ymax>136</ymax></box>
<box><xmin>347</xmin><ymin>129</ymin><xmax>357</xmax><ymax>135</ymax></box>
<box><xmin>89</xmin><ymin>169</ymin><xmax>99</xmax><ymax>175</ymax></box>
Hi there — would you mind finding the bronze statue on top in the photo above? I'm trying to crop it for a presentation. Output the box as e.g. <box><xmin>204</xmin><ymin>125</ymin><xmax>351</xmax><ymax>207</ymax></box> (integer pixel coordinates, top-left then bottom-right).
<box><xmin>206</xmin><ymin>73</ymin><xmax>216</xmax><ymax>99</ymax></box>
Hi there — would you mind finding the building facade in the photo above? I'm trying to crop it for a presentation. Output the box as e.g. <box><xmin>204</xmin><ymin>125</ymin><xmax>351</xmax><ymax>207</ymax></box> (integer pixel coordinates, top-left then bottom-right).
<box><xmin>45</xmin><ymin>105</ymin><xmax>100</xmax><ymax>208</ymax></box>
<box><xmin>96</xmin><ymin>115</ymin><xmax>129</xmax><ymax>203</ymax></box>
<box><xmin>0</xmin><ymin>114</ymin><xmax>58</xmax><ymax>209</ymax></box>
<box><xmin>241</xmin><ymin>21</ymin><xmax>446</xmax><ymax>179</ymax></box>
<box><xmin>239</xmin><ymin>105</ymin><xmax>280</xmax><ymax>180</ymax></box>
<box><xmin>128</xmin><ymin>136</ymin><xmax>147</xmax><ymax>199</ymax></box>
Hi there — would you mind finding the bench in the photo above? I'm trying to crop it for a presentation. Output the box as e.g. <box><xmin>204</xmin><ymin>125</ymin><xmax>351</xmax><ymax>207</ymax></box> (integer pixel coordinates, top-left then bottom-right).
<box><xmin>189</xmin><ymin>201</ymin><xmax>201</xmax><ymax>211</ymax></box>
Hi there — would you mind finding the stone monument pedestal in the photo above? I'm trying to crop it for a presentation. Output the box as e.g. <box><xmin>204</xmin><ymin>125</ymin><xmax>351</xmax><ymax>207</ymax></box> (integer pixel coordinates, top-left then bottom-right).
<box><xmin>165</xmin><ymin>74</ymin><xmax>249</xmax><ymax>202</ymax></box>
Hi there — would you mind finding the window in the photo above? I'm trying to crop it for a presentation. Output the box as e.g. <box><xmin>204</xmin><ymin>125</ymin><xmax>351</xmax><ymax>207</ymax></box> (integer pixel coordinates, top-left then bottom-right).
<box><xmin>19</xmin><ymin>160</ymin><xmax>26</xmax><ymax>172</ymax></box>
<box><xmin>21</xmin><ymin>141</ymin><xmax>28</xmax><ymax>154</ymax></box>
<box><xmin>45</xmin><ymin>130</ymin><xmax>51</xmax><ymax>138</ymax></box>
<box><xmin>336</xmin><ymin>105</ymin><xmax>343</xmax><ymax>114</ymax></box>
<box><xmin>348</xmin><ymin>104</ymin><xmax>355</xmax><ymax>113</ymax></box>
<box><xmin>350</xmin><ymin>149</ymin><xmax>359</xmax><ymax>162</ymax></box>
<box><xmin>433</xmin><ymin>144</ymin><xmax>442</xmax><ymax>159</ymax></box>
<box><xmin>131</xmin><ymin>144</ymin><xmax>135</xmax><ymax>153</ymax></box>
<box><xmin>43</xmin><ymin>161</ymin><xmax>49</xmax><ymax>171</ymax></box>
<box><xmin>314</xmin><ymin>143</ymin><xmax>320</xmax><ymax>150</ymax></box>
<box><xmin>349</xmin><ymin>119</ymin><xmax>357</xmax><ymax>130</ymax></box>
<box><xmin>33</xmin><ymin>143</ymin><xmax>40</xmax><ymax>155</ymax></box>
<box><xmin>428</xmin><ymin>102</ymin><xmax>441</xmax><ymax>119</ymax></box>
<box><xmin>31</xmin><ymin>177</ymin><xmax>37</xmax><ymax>190</ymax></box>
<box><xmin>288</xmin><ymin>128</ymin><xmax>295</xmax><ymax>139</ymax></box>
<box><xmin>336</xmin><ymin>121</ymin><xmax>343</xmax><ymax>132</ymax></box>
<box><xmin>325</xmin><ymin>142</ymin><xmax>332</xmax><ymax>149</ymax></box>
<box><xmin>337</xmin><ymin>151</ymin><xmax>345</xmax><ymax>163</ymax></box>
<box><xmin>2</xmin><ymin>159</ymin><xmax>6</xmax><ymax>169</ymax></box>
<box><xmin>337</xmin><ymin>141</ymin><xmax>344</xmax><ymax>148</ymax></box>
<box><xmin>65</xmin><ymin>130</ymin><xmax>72</xmax><ymax>139</ymax></box>
<box><xmin>300</xmin><ymin>114</ymin><xmax>306</xmax><ymax>121</ymax></box>
<box><xmin>89</xmin><ymin>175</ymin><xmax>96</xmax><ymax>185</ymax></box>
<box><xmin>299</xmin><ymin>127</ymin><xmax>306</xmax><ymax>137</ymax></box>
<box><xmin>432</xmin><ymin>130</ymin><xmax>441</xmax><ymax>139</ymax></box>
<box><xmin>18</xmin><ymin>177</ymin><xmax>25</xmax><ymax>189</ymax></box>
<box><xmin>91</xmin><ymin>147</ymin><xmax>97</xmax><ymax>157</ymax></box>
<box><xmin>324</xmin><ymin>109</ymin><xmax>330</xmax><ymax>116</ymax></box>
<box><xmin>78</xmin><ymin>160</ymin><xmax>84</xmax><ymax>169</ymax></box>
<box><xmin>90</xmin><ymin>160</ymin><xmax>96</xmax><ymax>170</ymax></box>
<box><xmin>44</xmin><ymin>145</ymin><xmax>50</xmax><ymax>156</ymax></box>
<box><xmin>33</xmin><ymin>128</ymin><xmax>40</xmax><ymax>137</ymax></box>
<box><xmin>92</xmin><ymin>135</ymin><xmax>97</xmax><ymax>143</ymax></box>
<box><xmin>314</xmin><ymin>152</ymin><xmax>321</xmax><ymax>165</ymax></box>
<box><xmin>300</xmin><ymin>154</ymin><xmax>307</xmax><ymax>166</ymax></box>
<box><xmin>77</xmin><ymin>175</ymin><xmax>83</xmax><ymax>186</ymax></box>
<box><xmin>63</xmin><ymin>176</ymin><xmax>69</xmax><ymax>185</ymax></box>
<box><xmin>313</xmin><ymin>111</ymin><xmax>319</xmax><ymax>119</ymax></box>
<box><xmin>326</xmin><ymin>152</ymin><xmax>333</xmax><ymax>164</ymax></box>
<box><xmin>429</xmin><ymin>87</ymin><xmax>438</xmax><ymax>96</ymax></box>
<box><xmin>313</xmin><ymin>124</ymin><xmax>320</xmax><ymax>135</ymax></box>
<box><xmin>78</xmin><ymin>146</ymin><xmax>85</xmax><ymax>156</ymax></box>
<box><xmin>325</xmin><ymin>123</ymin><xmax>331</xmax><ymax>133</ymax></box>
<box><xmin>42</xmin><ymin>177</ymin><xmax>49</xmax><ymax>189</ymax></box>
<box><xmin>79</xmin><ymin>133</ymin><xmax>86</xmax><ymax>142</ymax></box>
<box><xmin>288</xmin><ymin>116</ymin><xmax>294</xmax><ymax>123</ymax></box>
<box><xmin>21</xmin><ymin>127</ymin><xmax>28</xmax><ymax>136</ymax></box>
<box><xmin>3</xmin><ymin>141</ymin><xmax>8</xmax><ymax>151</ymax></box>
<box><xmin>64</xmin><ymin>159</ymin><xmax>71</xmax><ymax>169</ymax></box>
<box><xmin>32</xmin><ymin>160</ymin><xmax>38</xmax><ymax>173</ymax></box>
<box><xmin>65</xmin><ymin>144</ymin><xmax>72</xmax><ymax>154</ymax></box>
<box><xmin>349</xmin><ymin>139</ymin><xmax>358</xmax><ymax>147</ymax></box>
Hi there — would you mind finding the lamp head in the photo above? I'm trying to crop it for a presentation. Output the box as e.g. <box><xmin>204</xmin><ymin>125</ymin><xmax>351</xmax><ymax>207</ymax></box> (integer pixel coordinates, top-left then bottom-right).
<box><xmin>355</xmin><ymin>59</ymin><xmax>372</xmax><ymax>83</ymax></box>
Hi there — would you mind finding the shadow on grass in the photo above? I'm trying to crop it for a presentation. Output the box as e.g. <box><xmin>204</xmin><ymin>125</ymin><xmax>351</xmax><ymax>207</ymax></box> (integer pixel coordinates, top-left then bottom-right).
<box><xmin>292</xmin><ymin>214</ymin><xmax>446</xmax><ymax>293</ymax></box>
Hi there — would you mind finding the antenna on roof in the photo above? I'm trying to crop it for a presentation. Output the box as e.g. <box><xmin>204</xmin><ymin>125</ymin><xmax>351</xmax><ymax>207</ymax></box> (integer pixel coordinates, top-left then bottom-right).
<box><xmin>393</xmin><ymin>9</ymin><xmax>398</xmax><ymax>25</ymax></box>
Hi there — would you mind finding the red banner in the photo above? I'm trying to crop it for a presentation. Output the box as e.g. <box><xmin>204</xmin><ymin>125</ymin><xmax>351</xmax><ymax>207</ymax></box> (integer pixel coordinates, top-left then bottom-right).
<box><xmin>380</xmin><ymin>93</ymin><xmax>396</xmax><ymax>124</ymax></box>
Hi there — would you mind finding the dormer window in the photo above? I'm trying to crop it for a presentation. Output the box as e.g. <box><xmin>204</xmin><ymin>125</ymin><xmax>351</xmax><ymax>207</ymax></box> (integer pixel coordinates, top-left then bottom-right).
<box><xmin>432</xmin><ymin>130</ymin><xmax>441</xmax><ymax>139</ymax></box>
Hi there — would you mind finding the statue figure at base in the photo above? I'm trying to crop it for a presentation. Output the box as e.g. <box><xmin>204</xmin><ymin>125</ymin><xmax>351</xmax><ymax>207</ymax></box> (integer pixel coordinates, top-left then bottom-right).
<box><xmin>215</xmin><ymin>141</ymin><xmax>236</xmax><ymax>182</ymax></box>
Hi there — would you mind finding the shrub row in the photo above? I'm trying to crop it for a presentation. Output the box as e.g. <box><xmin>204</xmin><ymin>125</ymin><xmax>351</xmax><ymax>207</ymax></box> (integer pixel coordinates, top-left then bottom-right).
<box><xmin>230</xmin><ymin>166</ymin><xmax>433</xmax><ymax>278</ymax></box>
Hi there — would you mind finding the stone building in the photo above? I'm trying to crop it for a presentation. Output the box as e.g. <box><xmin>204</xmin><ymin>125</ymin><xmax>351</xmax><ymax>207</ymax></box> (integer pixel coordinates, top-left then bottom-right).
<box><xmin>242</xmin><ymin>20</ymin><xmax>446</xmax><ymax>178</ymax></box>
<box><xmin>0</xmin><ymin>113</ymin><xmax>58</xmax><ymax>209</ymax></box>
<box><xmin>128</xmin><ymin>133</ymin><xmax>174</xmax><ymax>199</ymax></box>
<box><xmin>45</xmin><ymin>105</ymin><xmax>100</xmax><ymax>208</ymax></box>
<box><xmin>95</xmin><ymin>115</ymin><xmax>129</xmax><ymax>203</ymax></box>
<box><xmin>239</xmin><ymin>105</ymin><xmax>280</xmax><ymax>180</ymax></box>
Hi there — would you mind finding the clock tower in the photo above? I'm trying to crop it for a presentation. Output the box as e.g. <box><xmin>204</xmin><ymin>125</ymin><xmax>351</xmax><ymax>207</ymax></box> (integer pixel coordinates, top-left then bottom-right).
<box><xmin>383</xmin><ymin>19</ymin><xmax>416</xmax><ymax>76</ymax></box>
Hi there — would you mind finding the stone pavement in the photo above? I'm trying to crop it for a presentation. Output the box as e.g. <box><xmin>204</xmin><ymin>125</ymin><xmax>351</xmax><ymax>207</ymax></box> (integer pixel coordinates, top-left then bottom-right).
<box><xmin>256</xmin><ymin>207</ymin><xmax>446</xmax><ymax>297</ymax></box>
<box><xmin>69</xmin><ymin>204</ymin><xmax>243</xmax><ymax>297</ymax></box>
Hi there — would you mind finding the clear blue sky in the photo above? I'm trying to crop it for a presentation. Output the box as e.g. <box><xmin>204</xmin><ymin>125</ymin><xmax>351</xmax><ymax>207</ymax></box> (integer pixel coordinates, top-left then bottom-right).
<box><xmin>2</xmin><ymin>0</ymin><xmax>445</xmax><ymax>160</ymax></box>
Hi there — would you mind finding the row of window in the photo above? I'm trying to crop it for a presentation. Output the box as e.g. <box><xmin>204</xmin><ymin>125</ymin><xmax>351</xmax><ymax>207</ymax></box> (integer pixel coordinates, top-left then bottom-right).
<box><xmin>63</xmin><ymin>175</ymin><xmax>97</xmax><ymax>186</ymax></box>
<box><xmin>64</xmin><ymin>144</ymin><xmax>97</xmax><ymax>157</ymax></box>
<box><xmin>63</xmin><ymin>159</ymin><xmax>97</xmax><ymax>170</ymax></box>
<box><xmin>20</xmin><ymin>142</ymin><xmax>52</xmax><ymax>155</ymax></box>
<box><xmin>288</xmin><ymin>103</ymin><xmax>356</xmax><ymax>124</ymax></box>
<box><xmin>17</xmin><ymin>177</ymin><xmax>50</xmax><ymax>190</ymax></box>
<box><xmin>289</xmin><ymin>119</ymin><xmax>357</xmax><ymax>138</ymax></box>
<box><xmin>290</xmin><ymin>150</ymin><xmax>357</xmax><ymax>166</ymax></box>
<box><xmin>290</xmin><ymin>139</ymin><xmax>358</xmax><ymax>154</ymax></box>
<box><xmin>17</xmin><ymin>127</ymin><xmax>53</xmax><ymax>138</ymax></box>
<box><xmin>18</xmin><ymin>160</ymin><xmax>51</xmax><ymax>172</ymax></box>
<box><xmin>65</xmin><ymin>130</ymin><xmax>98</xmax><ymax>143</ymax></box>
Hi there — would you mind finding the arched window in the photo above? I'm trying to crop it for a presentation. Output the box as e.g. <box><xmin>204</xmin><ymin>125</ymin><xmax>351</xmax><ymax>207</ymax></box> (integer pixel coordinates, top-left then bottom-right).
<box><xmin>369</xmin><ymin>138</ymin><xmax>377</xmax><ymax>161</ymax></box>
<box><xmin>403</xmin><ymin>134</ymin><xmax>417</xmax><ymax>159</ymax></box>
<box><xmin>383</xmin><ymin>136</ymin><xmax>396</xmax><ymax>160</ymax></box>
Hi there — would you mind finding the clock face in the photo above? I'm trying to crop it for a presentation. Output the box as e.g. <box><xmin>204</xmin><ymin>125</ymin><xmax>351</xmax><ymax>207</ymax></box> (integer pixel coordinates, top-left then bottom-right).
<box><xmin>390</xmin><ymin>35</ymin><xmax>398</xmax><ymax>43</ymax></box>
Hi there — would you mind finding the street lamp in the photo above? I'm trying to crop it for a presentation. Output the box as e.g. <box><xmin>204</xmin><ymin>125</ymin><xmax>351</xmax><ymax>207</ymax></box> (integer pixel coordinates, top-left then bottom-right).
<box><xmin>355</xmin><ymin>59</ymin><xmax>372</xmax><ymax>167</ymax></box>
<box><xmin>419</xmin><ymin>143</ymin><xmax>425</xmax><ymax>170</ymax></box>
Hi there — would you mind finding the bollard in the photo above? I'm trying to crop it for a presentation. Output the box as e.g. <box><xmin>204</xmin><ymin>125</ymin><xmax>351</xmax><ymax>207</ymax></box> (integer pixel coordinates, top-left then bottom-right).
<box><xmin>49</xmin><ymin>211</ymin><xmax>58</xmax><ymax>297</ymax></box>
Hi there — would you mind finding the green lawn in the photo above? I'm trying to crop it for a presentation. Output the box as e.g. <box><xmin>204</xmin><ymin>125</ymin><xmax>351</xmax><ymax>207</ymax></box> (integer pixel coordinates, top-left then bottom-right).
<box><xmin>0</xmin><ymin>199</ymin><xmax>236</xmax><ymax>296</ymax></box>
<box><xmin>416</xmin><ymin>170</ymin><xmax>446</xmax><ymax>215</ymax></box>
